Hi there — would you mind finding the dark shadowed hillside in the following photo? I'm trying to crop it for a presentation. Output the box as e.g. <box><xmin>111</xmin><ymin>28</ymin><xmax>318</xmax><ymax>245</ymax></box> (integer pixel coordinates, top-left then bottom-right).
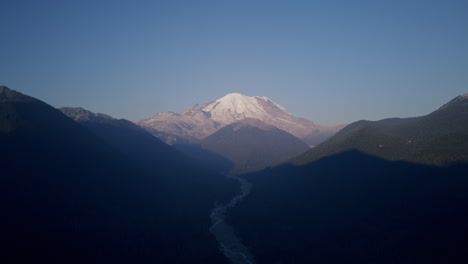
<box><xmin>200</xmin><ymin>118</ymin><xmax>310</xmax><ymax>174</ymax></box>
<box><xmin>0</xmin><ymin>86</ymin><xmax>236</xmax><ymax>264</ymax></box>
<box><xmin>292</xmin><ymin>94</ymin><xmax>468</xmax><ymax>166</ymax></box>
<box><xmin>228</xmin><ymin>151</ymin><xmax>468</xmax><ymax>264</ymax></box>
<box><xmin>173</xmin><ymin>143</ymin><xmax>235</xmax><ymax>174</ymax></box>
<box><xmin>60</xmin><ymin>107</ymin><xmax>183</xmax><ymax>171</ymax></box>
<box><xmin>225</xmin><ymin>94</ymin><xmax>468</xmax><ymax>263</ymax></box>
<box><xmin>60</xmin><ymin>107</ymin><xmax>235</xmax><ymax>176</ymax></box>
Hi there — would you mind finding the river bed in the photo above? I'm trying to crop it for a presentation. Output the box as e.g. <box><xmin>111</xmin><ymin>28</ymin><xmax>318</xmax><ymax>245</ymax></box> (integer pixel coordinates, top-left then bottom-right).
<box><xmin>210</xmin><ymin>175</ymin><xmax>256</xmax><ymax>264</ymax></box>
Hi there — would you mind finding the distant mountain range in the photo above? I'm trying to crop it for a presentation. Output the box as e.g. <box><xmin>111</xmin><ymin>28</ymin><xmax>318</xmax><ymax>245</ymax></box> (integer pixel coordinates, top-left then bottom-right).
<box><xmin>137</xmin><ymin>93</ymin><xmax>344</xmax><ymax>146</ymax></box>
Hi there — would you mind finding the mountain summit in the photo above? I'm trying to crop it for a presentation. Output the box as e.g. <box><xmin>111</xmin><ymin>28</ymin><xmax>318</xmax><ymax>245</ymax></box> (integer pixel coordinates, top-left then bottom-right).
<box><xmin>202</xmin><ymin>93</ymin><xmax>291</xmax><ymax>124</ymax></box>
<box><xmin>137</xmin><ymin>93</ymin><xmax>344</xmax><ymax>145</ymax></box>
<box><xmin>200</xmin><ymin>118</ymin><xmax>310</xmax><ymax>174</ymax></box>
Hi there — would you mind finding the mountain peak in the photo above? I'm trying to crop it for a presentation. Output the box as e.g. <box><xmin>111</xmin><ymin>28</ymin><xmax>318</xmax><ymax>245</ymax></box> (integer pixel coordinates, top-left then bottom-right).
<box><xmin>181</xmin><ymin>104</ymin><xmax>210</xmax><ymax>118</ymax></box>
<box><xmin>139</xmin><ymin>92</ymin><xmax>343</xmax><ymax>145</ymax></box>
<box><xmin>438</xmin><ymin>93</ymin><xmax>468</xmax><ymax>111</ymax></box>
<box><xmin>60</xmin><ymin>107</ymin><xmax>113</xmax><ymax>121</ymax></box>
<box><xmin>201</xmin><ymin>118</ymin><xmax>310</xmax><ymax>174</ymax></box>
<box><xmin>202</xmin><ymin>93</ymin><xmax>291</xmax><ymax>124</ymax></box>
<box><xmin>215</xmin><ymin>93</ymin><xmax>253</xmax><ymax>108</ymax></box>
<box><xmin>0</xmin><ymin>86</ymin><xmax>35</xmax><ymax>103</ymax></box>
<box><xmin>225</xmin><ymin>92</ymin><xmax>245</xmax><ymax>97</ymax></box>
<box><xmin>454</xmin><ymin>93</ymin><xmax>468</xmax><ymax>101</ymax></box>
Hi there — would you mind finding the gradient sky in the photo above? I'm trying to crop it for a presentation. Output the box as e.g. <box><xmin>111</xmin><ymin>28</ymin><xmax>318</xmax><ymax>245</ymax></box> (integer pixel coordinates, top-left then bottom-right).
<box><xmin>1</xmin><ymin>0</ymin><xmax>467</xmax><ymax>126</ymax></box>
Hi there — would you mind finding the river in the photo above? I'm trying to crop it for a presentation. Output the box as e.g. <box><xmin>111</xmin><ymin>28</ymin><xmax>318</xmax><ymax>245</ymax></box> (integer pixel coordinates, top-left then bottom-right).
<box><xmin>210</xmin><ymin>175</ymin><xmax>256</xmax><ymax>264</ymax></box>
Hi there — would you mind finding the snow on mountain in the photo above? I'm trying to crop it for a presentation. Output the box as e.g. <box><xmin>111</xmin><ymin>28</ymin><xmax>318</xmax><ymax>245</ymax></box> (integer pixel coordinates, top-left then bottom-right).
<box><xmin>137</xmin><ymin>105</ymin><xmax>219</xmax><ymax>144</ymax></box>
<box><xmin>137</xmin><ymin>93</ymin><xmax>345</xmax><ymax>145</ymax></box>
<box><xmin>202</xmin><ymin>93</ymin><xmax>292</xmax><ymax>124</ymax></box>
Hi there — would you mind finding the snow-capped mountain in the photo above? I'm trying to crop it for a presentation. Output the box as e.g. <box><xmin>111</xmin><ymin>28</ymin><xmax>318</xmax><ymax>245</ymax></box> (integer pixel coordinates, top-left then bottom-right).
<box><xmin>136</xmin><ymin>104</ymin><xmax>220</xmax><ymax>145</ymax></box>
<box><xmin>137</xmin><ymin>93</ymin><xmax>344</xmax><ymax>145</ymax></box>
<box><xmin>202</xmin><ymin>93</ymin><xmax>292</xmax><ymax>124</ymax></box>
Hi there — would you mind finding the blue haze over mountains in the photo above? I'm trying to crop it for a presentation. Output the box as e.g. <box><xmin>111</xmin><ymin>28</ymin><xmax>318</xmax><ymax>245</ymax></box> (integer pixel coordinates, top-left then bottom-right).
<box><xmin>2</xmin><ymin>85</ymin><xmax>468</xmax><ymax>263</ymax></box>
<box><xmin>2</xmin><ymin>1</ymin><xmax>467</xmax><ymax>126</ymax></box>
<box><xmin>1</xmin><ymin>86</ymin><xmax>236</xmax><ymax>263</ymax></box>
<box><xmin>2</xmin><ymin>1</ymin><xmax>468</xmax><ymax>263</ymax></box>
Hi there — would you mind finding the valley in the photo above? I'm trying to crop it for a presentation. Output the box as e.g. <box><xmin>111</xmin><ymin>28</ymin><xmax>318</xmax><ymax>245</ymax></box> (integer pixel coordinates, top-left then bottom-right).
<box><xmin>2</xmin><ymin>86</ymin><xmax>468</xmax><ymax>264</ymax></box>
<box><xmin>3</xmin><ymin>2</ymin><xmax>467</xmax><ymax>263</ymax></box>
<box><xmin>210</xmin><ymin>175</ymin><xmax>255</xmax><ymax>264</ymax></box>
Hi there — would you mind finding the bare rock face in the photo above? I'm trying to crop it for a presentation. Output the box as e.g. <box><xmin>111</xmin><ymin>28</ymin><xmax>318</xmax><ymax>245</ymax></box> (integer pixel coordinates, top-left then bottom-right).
<box><xmin>137</xmin><ymin>93</ymin><xmax>345</xmax><ymax>145</ymax></box>
<box><xmin>137</xmin><ymin>105</ymin><xmax>221</xmax><ymax>144</ymax></box>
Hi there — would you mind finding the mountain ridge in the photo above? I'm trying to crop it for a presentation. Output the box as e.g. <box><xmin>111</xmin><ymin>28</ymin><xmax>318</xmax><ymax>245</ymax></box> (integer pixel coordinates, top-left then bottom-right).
<box><xmin>224</xmin><ymin>93</ymin><xmax>468</xmax><ymax>264</ymax></box>
<box><xmin>138</xmin><ymin>93</ymin><xmax>344</xmax><ymax>145</ymax></box>
<box><xmin>200</xmin><ymin>118</ymin><xmax>310</xmax><ymax>174</ymax></box>
<box><xmin>291</xmin><ymin>93</ymin><xmax>468</xmax><ymax>166</ymax></box>
<box><xmin>60</xmin><ymin>107</ymin><xmax>185</xmax><ymax>170</ymax></box>
<box><xmin>1</xmin><ymin>86</ymin><xmax>235</xmax><ymax>263</ymax></box>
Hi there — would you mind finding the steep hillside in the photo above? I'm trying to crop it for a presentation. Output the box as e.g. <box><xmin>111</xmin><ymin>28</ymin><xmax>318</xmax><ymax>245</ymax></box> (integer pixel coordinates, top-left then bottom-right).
<box><xmin>201</xmin><ymin>118</ymin><xmax>310</xmax><ymax>174</ymax></box>
<box><xmin>60</xmin><ymin>107</ymin><xmax>183</xmax><ymax>171</ymax></box>
<box><xmin>292</xmin><ymin>94</ymin><xmax>468</xmax><ymax>166</ymax></box>
<box><xmin>224</xmin><ymin>94</ymin><xmax>468</xmax><ymax>263</ymax></box>
<box><xmin>0</xmin><ymin>86</ymin><xmax>234</xmax><ymax>264</ymax></box>
<box><xmin>228</xmin><ymin>151</ymin><xmax>468</xmax><ymax>263</ymax></box>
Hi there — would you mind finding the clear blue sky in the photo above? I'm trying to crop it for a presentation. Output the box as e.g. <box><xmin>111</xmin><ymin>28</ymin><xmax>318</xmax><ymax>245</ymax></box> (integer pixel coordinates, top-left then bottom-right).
<box><xmin>1</xmin><ymin>0</ymin><xmax>467</xmax><ymax>125</ymax></box>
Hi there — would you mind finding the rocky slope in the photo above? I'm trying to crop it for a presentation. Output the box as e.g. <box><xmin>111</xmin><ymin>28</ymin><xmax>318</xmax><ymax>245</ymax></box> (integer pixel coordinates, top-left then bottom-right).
<box><xmin>137</xmin><ymin>93</ymin><xmax>344</xmax><ymax>145</ymax></box>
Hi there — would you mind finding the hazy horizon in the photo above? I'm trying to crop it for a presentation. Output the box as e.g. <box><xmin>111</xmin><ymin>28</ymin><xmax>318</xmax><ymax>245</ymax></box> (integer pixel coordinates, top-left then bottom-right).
<box><xmin>2</xmin><ymin>0</ymin><xmax>467</xmax><ymax>126</ymax></box>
